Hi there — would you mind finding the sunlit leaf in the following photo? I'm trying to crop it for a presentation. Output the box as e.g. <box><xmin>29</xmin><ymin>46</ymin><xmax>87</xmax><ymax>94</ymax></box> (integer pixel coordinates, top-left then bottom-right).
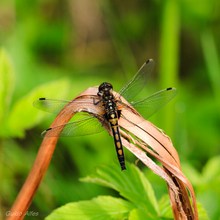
<box><xmin>7</xmin><ymin>79</ymin><xmax>70</xmax><ymax>137</ymax></box>
<box><xmin>46</xmin><ymin>196</ymin><xmax>134</xmax><ymax>220</ymax></box>
<box><xmin>197</xmin><ymin>202</ymin><xmax>210</xmax><ymax>220</ymax></box>
<box><xmin>182</xmin><ymin>163</ymin><xmax>202</xmax><ymax>185</ymax></box>
<box><xmin>128</xmin><ymin>208</ymin><xmax>160</xmax><ymax>220</ymax></box>
<box><xmin>81</xmin><ymin>163</ymin><xmax>159</xmax><ymax>216</ymax></box>
<box><xmin>201</xmin><ymin>156</ymin><xmax>220</xmax><ymax>183</ymax></box>
<box><xmin>193</xmin><ymin>156</ymin><xmax>220</xmax><ymax>219</ymax></box>
<box><xmin>158</xmin><ymin>195</ymin><xmax>173</xmax><ymax>219</ymax></box>
<box><xmin>0</xmin><ymin>49</ymin><xmax>15</xmax><ymax>126</ymax></box>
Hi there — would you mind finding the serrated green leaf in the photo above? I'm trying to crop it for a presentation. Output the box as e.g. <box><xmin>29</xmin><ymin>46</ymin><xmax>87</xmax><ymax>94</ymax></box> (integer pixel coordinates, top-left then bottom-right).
<box><xmin>0</xmin><ymin>49</ymin><xmax>15</xmax><ymax>124</ymax></box>
<box><xmin>182</xmin><ymin>163</ymin><xmax>202</xmax><ymax>185</ymax></box>
<box><xmin>128</xmin><ymin>208</ymin><xmax>160</xmax><ymax>220</ymax></box>
<box><xmin>158</xmin><ymin>195</ymin><xmax>173</xmax><ymax>219</ymax></box>
<box><xmin>158</xmin><ymin>194</ymin><xmax>210</xmax><ymax>220</ymax></box>
<box><xmin>6</xmin><ymin>79</ymin><xmax>70</xmax><ymax>137</ymax></box>
<box><xmin>202</xmin><ymin>156</ymin><xmax>220</xmax><ymax>182</ymax></box>
<box><xmin>81</xmin><ymin>163</ymin><xmax>159</xmax><ymax>216</ymax></box>
<box><xmin>197</xmin><ymin>202</ymin><xmax>210</xmax><ymax>220</ymax></box>
<box><xmin>196</xmin><ymin>156</ymin><xmax>220</xmax><ymax>219</ymax></box>
<box><xmin>46</xmin><ymin>196</ymin><xmax>134</xmax><ymax>220</ymax></box>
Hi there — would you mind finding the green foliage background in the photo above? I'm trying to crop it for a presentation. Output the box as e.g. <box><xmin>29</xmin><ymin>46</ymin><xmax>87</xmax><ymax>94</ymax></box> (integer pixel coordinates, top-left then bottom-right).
<box><xmin>0</xmin><ymin>0</ymin><xmax>219</xmax><ymax>219</ymax></box>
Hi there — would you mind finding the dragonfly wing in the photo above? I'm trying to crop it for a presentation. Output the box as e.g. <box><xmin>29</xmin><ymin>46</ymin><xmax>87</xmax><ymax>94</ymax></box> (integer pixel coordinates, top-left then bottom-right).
<box><xmin>131</xmin><ymin>87</ymin><xmax>177</xmax><ymax>118</ymax></box>
<box><xmin>33</xmin><ymin>98</ymin><xmax>70</xmax><ymax>114</ymax></box>
<box><xmin>119</xmin><ymin>59</ymin><xmax>155</xmax><ymax>102</ymax></box>
<box><xmin>33</xmin><ymin>96</ymin><xmax>98</xmax><ymax>114</ymax></box>
<box><xmin>42</xmin><ymin>116</ymin><xmax>106</xmax><ymax>137</ymax></box>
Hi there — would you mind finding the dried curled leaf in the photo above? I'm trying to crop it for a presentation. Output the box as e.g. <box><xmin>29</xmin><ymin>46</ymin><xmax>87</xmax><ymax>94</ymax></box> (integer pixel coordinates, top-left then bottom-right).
<box><xmin>68</xmin><ymin>87</ymin><xmax>198</xmax><ymax>220</ymax></box>
<box><xmin>8</xmin><ymin>87</ymin><xmax>198</xmax><ymax>220</ymax></box>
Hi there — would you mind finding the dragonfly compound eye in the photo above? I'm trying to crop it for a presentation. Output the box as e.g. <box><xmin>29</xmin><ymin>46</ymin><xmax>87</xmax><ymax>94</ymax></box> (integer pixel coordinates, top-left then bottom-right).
<box><xmin>98</xmin><ymin>82</ymin><xmax>113</xmax><ymax>92</ymax></box>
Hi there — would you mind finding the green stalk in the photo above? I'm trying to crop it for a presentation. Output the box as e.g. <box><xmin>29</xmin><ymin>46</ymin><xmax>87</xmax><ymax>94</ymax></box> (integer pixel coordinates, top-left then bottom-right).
<box><xmin>201</xmin><ymin>30</ymin><xmax>220</xmax><ymax>112</ymax></box>
<box><xmin>159</xmin><ymin>0</ymin><xmax>180</xmax><ymax>136</ymax></box>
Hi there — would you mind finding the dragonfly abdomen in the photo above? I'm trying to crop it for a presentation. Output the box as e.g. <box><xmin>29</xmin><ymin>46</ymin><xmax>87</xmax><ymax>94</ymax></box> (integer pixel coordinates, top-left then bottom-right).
<box><xmin>107</xmin><ymin>112</ymin><xmax>126</xmax><ymax>170</ymax></box>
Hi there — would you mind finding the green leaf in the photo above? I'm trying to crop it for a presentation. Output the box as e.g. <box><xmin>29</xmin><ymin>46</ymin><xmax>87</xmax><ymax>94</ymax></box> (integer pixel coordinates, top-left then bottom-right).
<box><xmin>0</xmin><ymin>49</ymin><xmax>15</xmax><ymax>124</ymax></box>
<box><xmin>197</xmin><ymin>202</ymin><xmax>210</xmax><ymax>220</ymax></box>
<box><xmin>128</xmin><ymin>208</ymin><xmax>161</xmax><ymax>220</ymax></box>
<box><xmin>182</xmin><ymin>163</ymin><xmax>202</xmax><ymax>186</ymax></box>
<box><xmin>158</xmin><ymin>195</ymin><xmax>173</xmax><ymax>219</ymax></box>
<box><xmin>202</xmin><ymin>156</ymin><xmax>220</xmax><ymax>183</ymax></box>
<box><xmin>46</xmin><ymin>196</ymin><xmax>134</xmax><ymax>220</ymax></box>
<box><xmin>6</xmin><ymin>79</ymin><xmax>70</xmax><ymax>137</ymax></box>
<box><xmin>181</xmin><ymin>0</ymin><xmax>213</xmax><ymax>22</ymax></box>
<box><xmin>81</xmin><ymin>163</ymin><xmax>159</xmax><ymax>216</ymax></box>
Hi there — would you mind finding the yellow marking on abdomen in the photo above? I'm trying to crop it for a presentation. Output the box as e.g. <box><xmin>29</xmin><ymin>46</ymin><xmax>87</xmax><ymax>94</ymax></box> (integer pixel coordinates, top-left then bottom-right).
<box><xmin>110</xmin><ymin>113</ymin><xmax>115</xmax><ymax>118</ymax></box>
<box><xmin>118</xmin><ymin>149</ymin><xmax>123</xmax><ymax>155</ymax></box>
<box><xmin>114</xmin><ymin>133</ymin><xmax>119</xmax><ymax>140</ymax></box>
<box><xmin>111</xmin><ymin>125</ymin><xmax>118</xmax><ymax>133</ymax></box>
<box><xmin>109</xmin><ymin>118</ymin><xmax>117</xmax><ymax>125</ymax></box>
<box><xmin>116</xmin><ymin>141</ymin><xmax>121</xmax><ymax>149</ymax></box>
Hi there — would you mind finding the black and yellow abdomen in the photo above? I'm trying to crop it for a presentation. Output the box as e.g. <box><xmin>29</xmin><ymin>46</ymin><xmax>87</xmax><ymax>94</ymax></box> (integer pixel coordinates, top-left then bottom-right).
<box><xmin>107</xmin><ymin>111</ymin><xmax>126</xmax><ymax>170</ymax></box>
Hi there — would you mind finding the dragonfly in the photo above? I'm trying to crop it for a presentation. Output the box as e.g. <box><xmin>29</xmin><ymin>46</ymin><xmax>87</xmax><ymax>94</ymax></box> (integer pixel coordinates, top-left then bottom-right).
<box><xmin>34</xmin><ymin>59</ymin><xmax>177</xmax><ymax>170</ymax></box>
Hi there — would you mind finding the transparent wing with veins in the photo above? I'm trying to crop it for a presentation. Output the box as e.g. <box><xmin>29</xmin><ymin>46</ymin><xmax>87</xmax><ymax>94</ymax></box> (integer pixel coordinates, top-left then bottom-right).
<box><xmin>130</xmin><ymin>87</ymin><xmax>177</xmax><ymax>118</ymax></box>
<box><xmin>42</xmin><ymin>115</ymin><xmax>106</xmax><ymax>137</ymax></box>
<box><xmin>34</xmin><ymin>59</ymin><xmax>177</xmax><ymax>137</ymax></box>
<box><xmin>34</xmin><ymin>98</ymin><xmax>107</xmax><ymax>137</ymax></box>
<box><xmin>33</xmin><ymin>98</ymin><xmax>71</xmax><ymax>114</ymax></box>
<box><xmin>34</xmin><ymin>88</ymin><xmax>176</xmax><ymax>136</ymax></box>
<box><xmin>119</xmin><ymin>59</ymin><xmax>155</xmax><ymax>102</ymax></box>
<box><xmin>118</xmin><ymin>58</ymin><xmax>176</xmax><ymax>118</ymax></box>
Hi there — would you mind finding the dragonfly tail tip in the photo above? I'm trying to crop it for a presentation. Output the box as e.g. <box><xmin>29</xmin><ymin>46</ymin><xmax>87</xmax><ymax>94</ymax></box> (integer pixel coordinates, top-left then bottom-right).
<box><xmin>121</xmin><ymin>165</ymin><xmax>126</xmax><ymax>171</ymax></box>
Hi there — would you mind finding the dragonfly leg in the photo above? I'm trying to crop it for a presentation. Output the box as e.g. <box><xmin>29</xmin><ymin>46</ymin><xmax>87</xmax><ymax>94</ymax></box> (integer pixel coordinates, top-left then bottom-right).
<box><xmin>93</xmin><ymin>97</ymin><xmax>101</xmax><ymax>105</ymax></box>
<box><xmin>117</xmin><ymin>110</ymin><xmax>122</xmax><ymax>118</ymax></box>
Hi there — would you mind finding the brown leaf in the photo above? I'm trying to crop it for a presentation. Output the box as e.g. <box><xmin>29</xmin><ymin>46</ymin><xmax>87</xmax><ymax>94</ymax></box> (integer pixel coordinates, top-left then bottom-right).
<box><xmin>8</xmin><ymin>87</ymin><xmax>198</xmax><ymax>220</ymax></box>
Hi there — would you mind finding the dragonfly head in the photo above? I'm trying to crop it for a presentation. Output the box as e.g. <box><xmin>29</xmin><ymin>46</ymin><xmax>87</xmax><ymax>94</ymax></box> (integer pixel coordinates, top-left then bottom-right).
<box><xmin>98</xmin><ymin>82</ymin><xmax>113</xmax><ymax>96</ymax></box>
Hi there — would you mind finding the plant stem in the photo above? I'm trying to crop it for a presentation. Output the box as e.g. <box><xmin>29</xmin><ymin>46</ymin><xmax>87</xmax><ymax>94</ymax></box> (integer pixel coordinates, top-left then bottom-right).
<box><xmin>159</xmin><ymin>0</ymin><xmax>180</xmax><ymax>136</ymax></box>
<box><xmin>201</xmin><ymin>29</ymin><xmax>220</xmax><ymax>112</ymax></box>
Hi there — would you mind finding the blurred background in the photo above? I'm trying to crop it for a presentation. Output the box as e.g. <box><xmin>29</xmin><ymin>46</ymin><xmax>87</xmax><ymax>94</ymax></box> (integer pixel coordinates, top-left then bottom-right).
<box><xmin>0</xmin><ymin>0</ymin><xmax>220</xmax><ymax>219</ymax></box>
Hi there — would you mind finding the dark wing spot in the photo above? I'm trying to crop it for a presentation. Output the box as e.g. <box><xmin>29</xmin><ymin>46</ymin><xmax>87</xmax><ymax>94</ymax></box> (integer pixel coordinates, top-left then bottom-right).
<box><xmin>146</xmin><ymin>58</ymin><xmax>153</xmax><ymax>64</ymax></box>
